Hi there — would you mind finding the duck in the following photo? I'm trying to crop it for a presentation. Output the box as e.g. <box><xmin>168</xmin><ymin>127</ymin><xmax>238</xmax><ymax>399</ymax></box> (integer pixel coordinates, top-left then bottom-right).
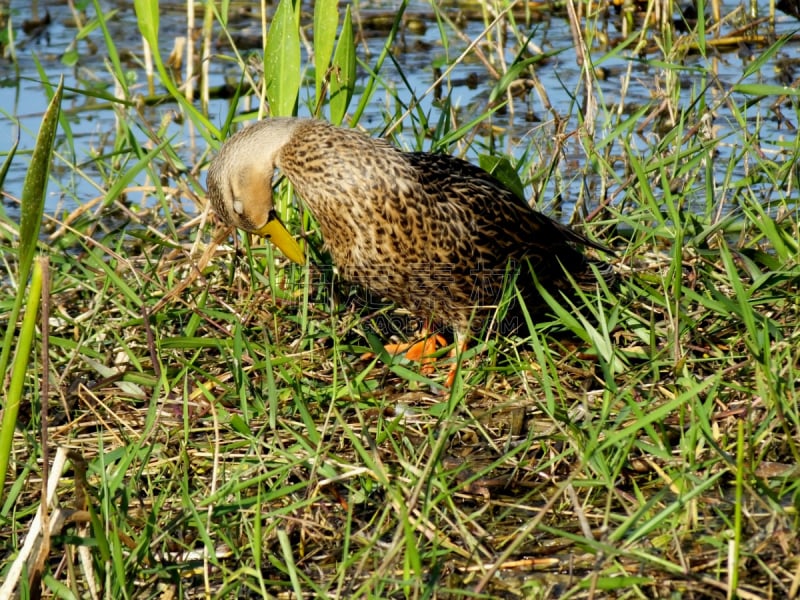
<box><xmin>206</xmin><ymin>118</ymin><xmax>614</xmax><ymax>379</ymax></box>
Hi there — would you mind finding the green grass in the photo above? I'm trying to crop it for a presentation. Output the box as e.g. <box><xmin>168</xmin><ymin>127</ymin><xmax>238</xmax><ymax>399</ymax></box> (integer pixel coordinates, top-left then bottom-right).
<box><xmin>2</xmin><ymin>1</ymin><xmax>800</xmax><ymax>598</ymax></box>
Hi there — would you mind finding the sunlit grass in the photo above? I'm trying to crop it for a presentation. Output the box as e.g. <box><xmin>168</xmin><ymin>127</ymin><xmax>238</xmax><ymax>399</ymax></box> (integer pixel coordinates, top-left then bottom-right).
<box><xmin>1</xmin><ymin>1</ymin><xmax>799</xmax><ymax>598</ymax></box>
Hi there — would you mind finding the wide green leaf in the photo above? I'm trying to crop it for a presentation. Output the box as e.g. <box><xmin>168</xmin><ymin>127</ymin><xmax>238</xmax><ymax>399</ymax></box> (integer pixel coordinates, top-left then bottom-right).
<box><xmin>265</xmin><ymin>0</ymin><xmax>301</xmax><ymax>117</ymax></box>
<box><xmin>313</xmin><ymin>0</ymin><xmax>339</xmax><ymax>103</ymax></box>
<box><xmin>0</xmin><ymin>77</ymin><xmax>62</xmax><ymax>384</ymax></box>
<box><xmin>329</xmin><ymin>6</ymin><xmax>356</xmax><ymax>125</ymax></box>
<box><xmin>479</xmin><ymin>154</ymin><xmax>526</xmax><ymax>202</ymax></box>
<box><xmin>133</xmin><ymin>0</ymin><xmax>158</xmax><ymax>43</ymax></box>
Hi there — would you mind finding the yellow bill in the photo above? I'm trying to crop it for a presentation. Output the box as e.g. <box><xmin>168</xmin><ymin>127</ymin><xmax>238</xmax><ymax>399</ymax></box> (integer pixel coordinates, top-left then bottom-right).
<box><xmin>255</xmin><ymin>213</ymin><xmax>305</xmax><ymax>265</ymax></box>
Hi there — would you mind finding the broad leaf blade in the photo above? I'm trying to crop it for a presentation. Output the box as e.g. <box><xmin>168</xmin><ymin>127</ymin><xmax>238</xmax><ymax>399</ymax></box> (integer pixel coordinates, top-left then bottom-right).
<box><xmin>19</xmin><ymin>78</ymin><xmax>62</xmax><ymax>283</ymax></box>
<box><xmin>313</xmin><ymin>0</ymin><xmax>339</xmax><ymax>103</ymax></box>
<box><xmin>265</xmin><ymin>0</ymin><xmax>301</xmax><ymax>117</ymax></box>
<box><xmin>329</xmin><ymin>6</ymin><xmax>356</xmax><ymax>125</ymax></box>
<box><xmin>479</xmin><ymin>154</ymin><xmax>526</xmax><ymax>203</ymax></box>
<box><xmin>0</xmin><ymin>77</ymin><xmax>63</xmax><ymax>383</ymax></box>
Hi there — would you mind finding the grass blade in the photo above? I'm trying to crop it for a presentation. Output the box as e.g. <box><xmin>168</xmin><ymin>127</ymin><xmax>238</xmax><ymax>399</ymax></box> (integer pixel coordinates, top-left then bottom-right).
<box><xmin>0</xmin><ymin>77</ymin><xmax>62</xmax><ymax>384</ymax></box>
<box><xmin>0</xmin><ymin>259</ymin><xmax>43</xmax><ymax>498</ymax></box>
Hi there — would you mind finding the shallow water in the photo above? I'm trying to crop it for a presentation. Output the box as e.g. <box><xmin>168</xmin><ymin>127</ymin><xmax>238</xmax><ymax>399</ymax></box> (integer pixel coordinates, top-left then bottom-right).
<box><xmin>1</xmin><ymin>0</ymin><xmax>798</xmax><ymax>220</ymax></box>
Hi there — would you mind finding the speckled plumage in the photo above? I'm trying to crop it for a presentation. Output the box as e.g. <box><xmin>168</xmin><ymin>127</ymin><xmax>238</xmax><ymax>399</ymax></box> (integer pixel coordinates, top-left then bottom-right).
<box><xmin>207</xmin><ymin>118</ymin><xmax>613</xmax><ymax>336</ymax></box>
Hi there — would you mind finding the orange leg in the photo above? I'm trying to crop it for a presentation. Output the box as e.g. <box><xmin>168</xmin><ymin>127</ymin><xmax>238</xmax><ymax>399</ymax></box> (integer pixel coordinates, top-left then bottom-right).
<box><xmin>444</xmin><ymin>334</ymin><xmax>468</xmax><ymax>387</ymax></box>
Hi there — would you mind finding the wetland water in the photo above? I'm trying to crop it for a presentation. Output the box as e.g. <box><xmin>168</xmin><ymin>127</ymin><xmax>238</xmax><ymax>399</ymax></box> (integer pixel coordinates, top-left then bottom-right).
<box><xmin>1</xmin><ymin>1</ymin><xmax>798</xmax><ymax>219</ymax></box>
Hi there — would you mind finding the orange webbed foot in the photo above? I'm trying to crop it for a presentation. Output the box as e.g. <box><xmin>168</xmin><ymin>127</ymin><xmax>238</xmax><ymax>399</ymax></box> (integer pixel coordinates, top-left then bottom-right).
<box><xmin>384</xmin><ymin>333</ymin><xmax>447</xmax><ymax>368</ymax></box>
<box><xmin>362</xmin><ymin>328</ymin><xmax>468</xmax><ymax>386</ymax></box>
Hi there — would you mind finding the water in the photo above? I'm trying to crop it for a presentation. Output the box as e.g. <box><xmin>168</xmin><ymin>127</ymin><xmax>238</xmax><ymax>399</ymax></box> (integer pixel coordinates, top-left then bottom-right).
<box><xmin>1</xmin><ymin>0</ymin><xmax>798</xmax><ymax>221</ymax></box>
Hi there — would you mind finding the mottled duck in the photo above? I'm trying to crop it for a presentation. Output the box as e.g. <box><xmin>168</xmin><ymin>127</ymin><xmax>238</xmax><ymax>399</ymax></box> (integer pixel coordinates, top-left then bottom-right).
<box><xmin>207</xmin><ymin>118</ymin><xmax>614</xmax><ymax>378</ymax></box>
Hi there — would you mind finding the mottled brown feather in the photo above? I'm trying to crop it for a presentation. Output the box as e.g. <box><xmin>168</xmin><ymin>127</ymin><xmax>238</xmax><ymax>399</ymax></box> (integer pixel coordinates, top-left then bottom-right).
<box><xmin>207</xmin><ymin>118</ymin><xmax>614</xmax><ymax>335</ymax></box>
